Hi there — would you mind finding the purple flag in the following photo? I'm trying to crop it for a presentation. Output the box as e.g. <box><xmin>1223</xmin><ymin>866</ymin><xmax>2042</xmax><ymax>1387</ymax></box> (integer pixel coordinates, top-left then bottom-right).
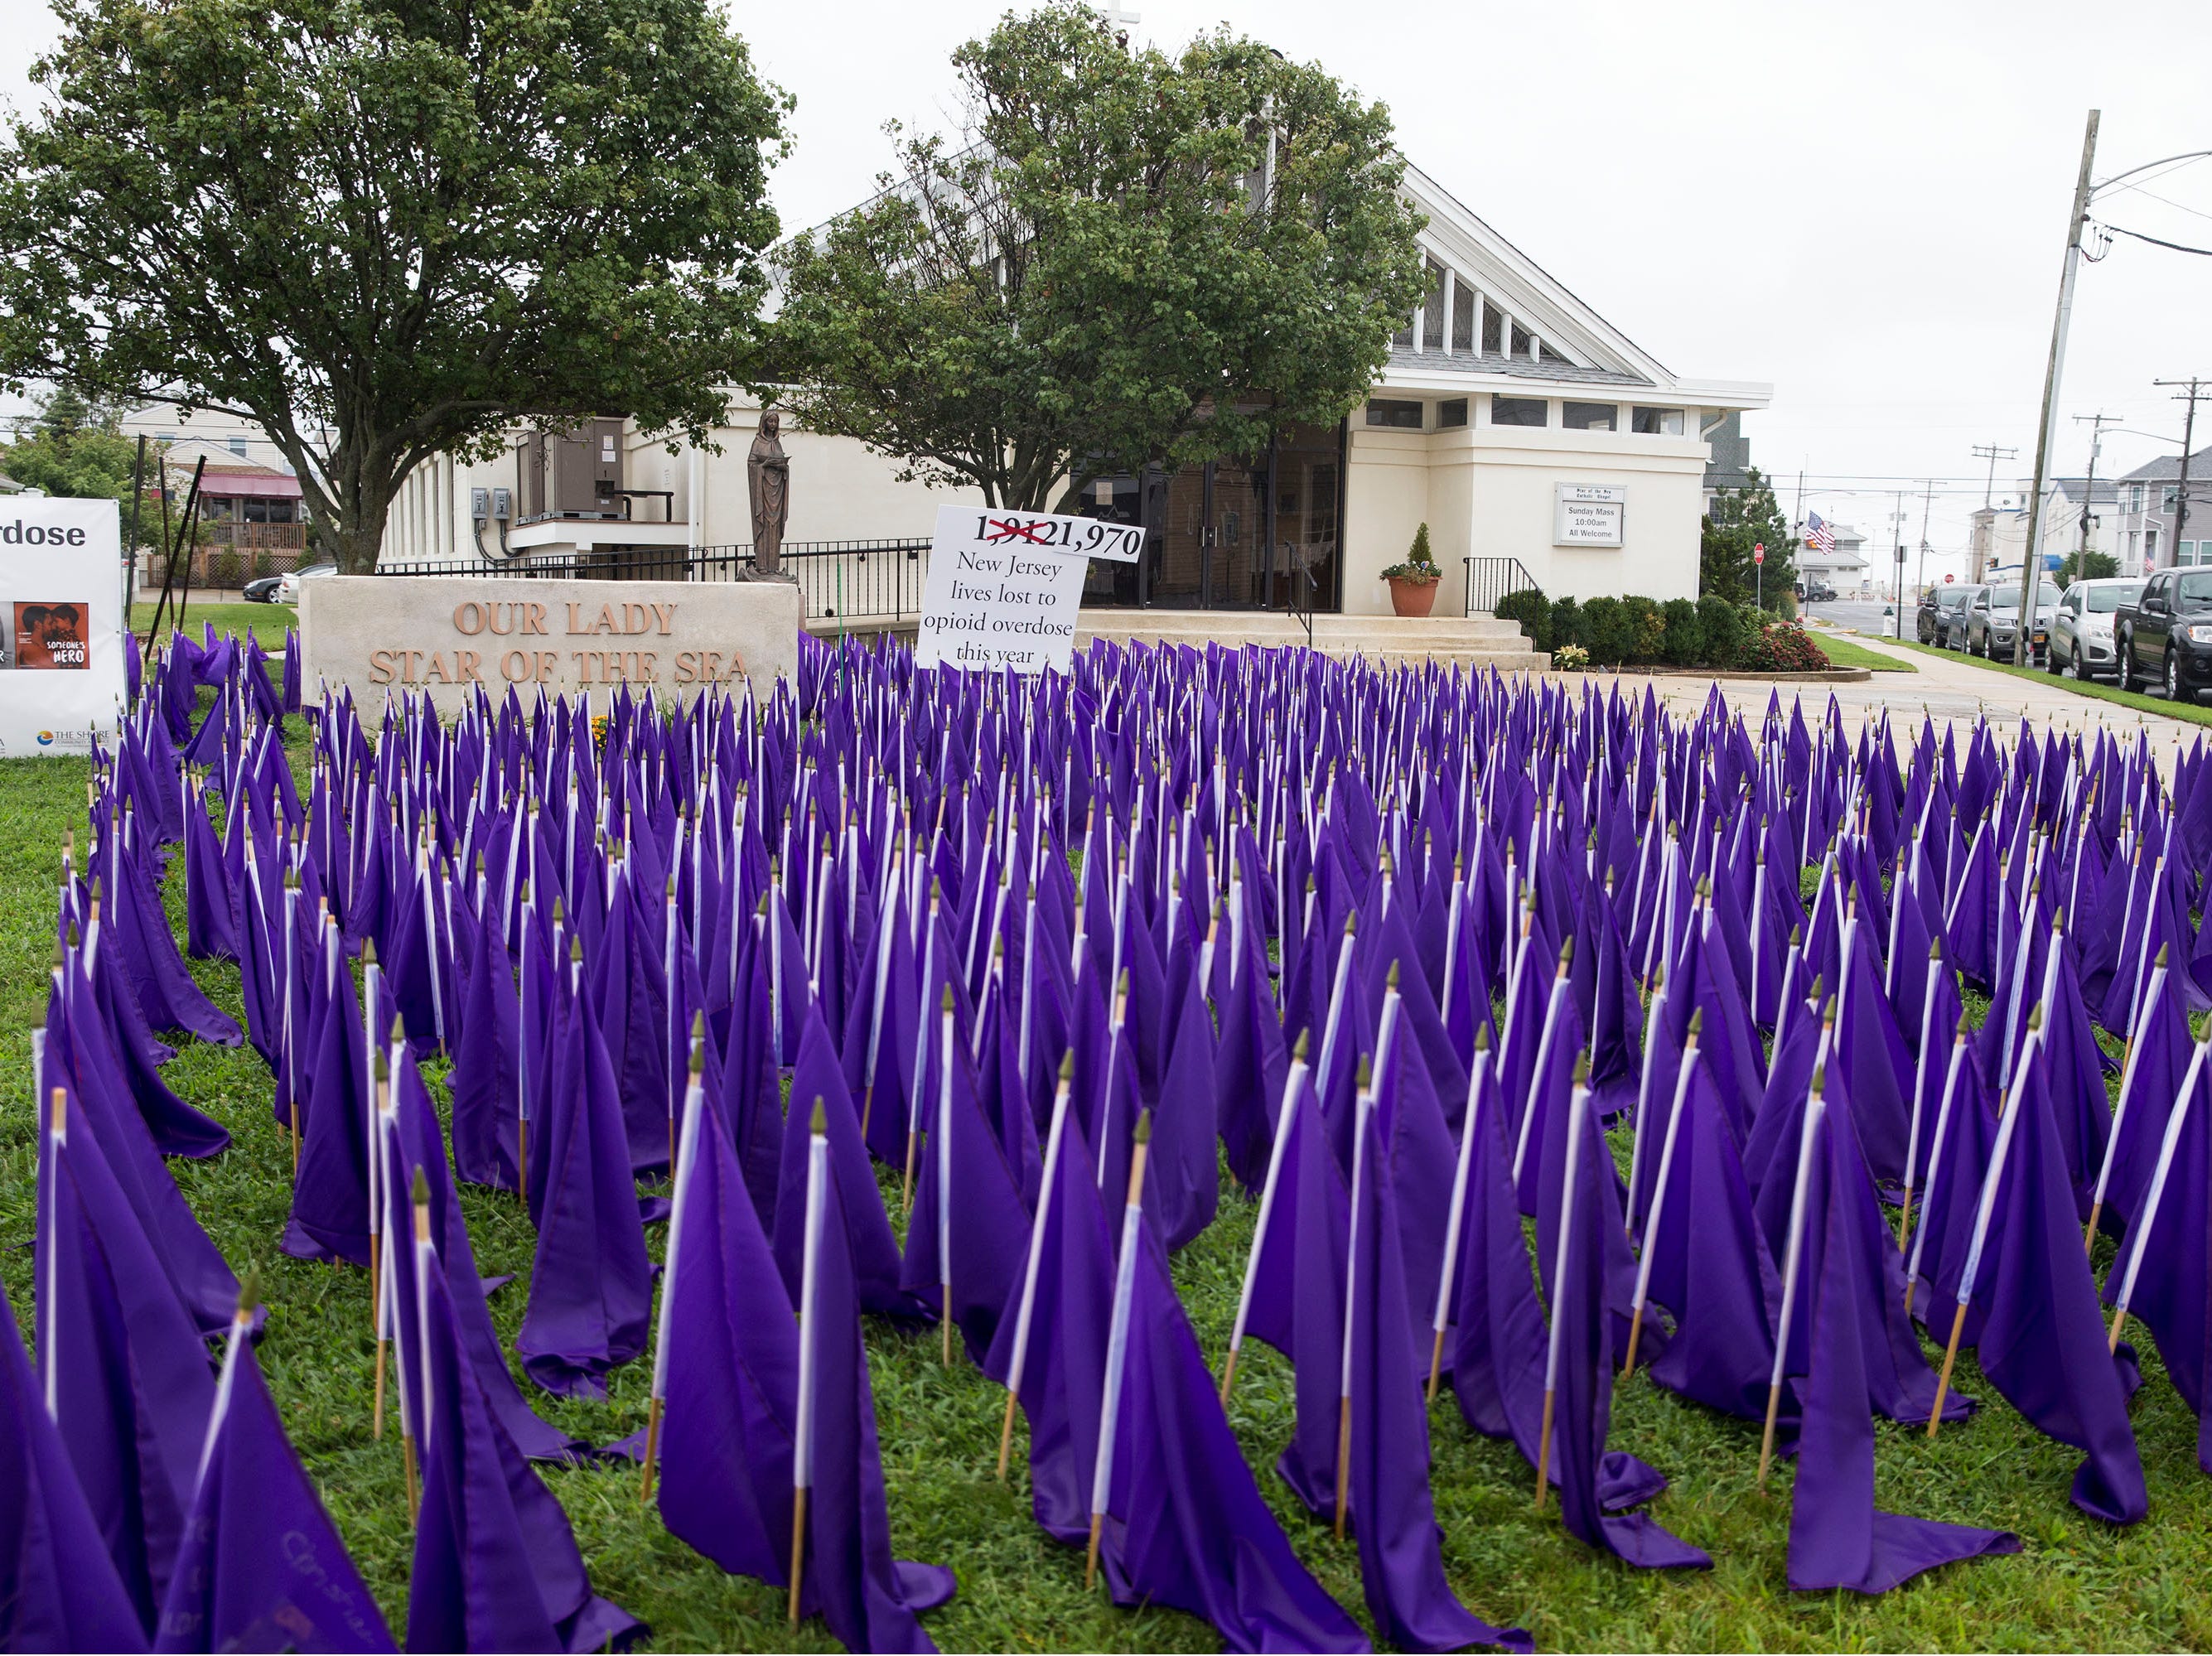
<box><xmin>154</xmin><ymin>1323</ymin><xmax>395</xmax><ymax>1652</ymax></box>
<box><xmin>0</xmin><ymin>1276</ymin><xmax>151</xmax><ymax>1653</ymax></box>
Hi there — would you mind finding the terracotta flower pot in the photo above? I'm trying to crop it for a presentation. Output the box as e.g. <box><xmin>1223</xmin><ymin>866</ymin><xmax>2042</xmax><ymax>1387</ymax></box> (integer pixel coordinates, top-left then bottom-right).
<box><xmin>1387</xmin><ymin>576</ymin><xmax>1439</xmax><ymax>618</ymax></box>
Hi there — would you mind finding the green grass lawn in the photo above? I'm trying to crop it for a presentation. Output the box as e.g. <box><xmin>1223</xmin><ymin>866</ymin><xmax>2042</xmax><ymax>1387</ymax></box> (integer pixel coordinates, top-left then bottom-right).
<box><xmin>1870</xmin><ymin>635</ymin><xmax>2212</xmax><ymax>729</ymax></box>
<box><xmin>8</xmin><ymin>736</ymin><xmax>2212</xmax><ymax>1650</ymax></box>
<box><xmin>1809</xmin><ymin>633</ymin><xmax>1915</xmax><ymax>674</ymax></box>
<box><xmin>131</xmin><ymin>599</ymin><xmax>297</xmax><ymax>651</ymax></box>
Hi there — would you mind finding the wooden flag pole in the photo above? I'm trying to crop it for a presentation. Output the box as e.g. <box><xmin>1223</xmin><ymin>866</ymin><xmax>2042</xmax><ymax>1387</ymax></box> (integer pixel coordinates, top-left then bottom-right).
<box><xmin>1760</xmin><ymin>1069</ymin><xmax>1825</xmax><ymax>1489</ymax></box>
<box><xmin>1221</xmin><ymin>1036</ymin><xmax>1310</xmax><ymax>1407</ymax></box>
<box><xmin>1088</xmin><ymin>1110</ymin><xmax>1152</xmax><ymax>1592</ymax></box>
<box><xmin>1626</xmin><ymin>1019</ymin><xmax>1702</xmax><ymax>1379</ymax></box>
<box><xmin>939</xmin><ymin>986</ymin><xmax>956</xmax><ymax>1369</ymax></box>
<box><xmin>1335</xmin><ymin>1063</ymin><xmax>1374</xmax><ymax>1543</ymax></box>
<box><xmin>1904</xmin><ymin>1011</ymin><xmax>1974</xmax><ymax>1321</ymax></box>
<box><xmin>1000</xmin><ymin>1055</ymin><xmax>1075</xmax><ymax>1480</ymax></box>
<box><xmin>790</xmin><ymin>1099</ymin><xmax>829</xmax><ymax>1630</ymax></box>
<box><xmin>43</xmin><ymin>1084</ymin><xmax>66</xmax><ymax>1421</ymax></box>
<box><xmin>1896</xmin><ymin>941</ymin><xmax>1948</xmax><ymax>1253</ymax></box>
<box><xmin>369</xmin><ymin>1047</ymin><xmax>390</xmax><ymax>1437</ymax></box>
<box><xmin>405</xmin><ymin>1167</ymin><xmax>430</xmax><ymax>1525</ymax></box>
<box><xmin>2089</xmin><ymin>954</ymin><xmax>2185</xmax><ymax>1255</ymax></box>
<box><xmin>1510</xmin><ymin>940</ymin><xmax>1575</xmax><ymax>1187</ymax></box>
<box><xmin>1623</xmin><ymin>961</ymin><xmax>1668</xmax><ymax>1238</ymax></box>
<box><xmin>1537</xmin><ymin>1058</ymin><xmax>1593</xmax><ymax>1512</ymax></box>
<box><xmin>1930</xmin><ymin>1013</ymin><xmax>2043</xmax><ymax>1435</ymax></box>
<box><xmin>902</xmin><ymin>881</ymin><xmax>942</xmax><ymax>1214</ymax></box>
<box><xmin>642</xmin><ymin>1046</ymin><xmax>709</xmax><ymax>1506</ymax></box>
<box><xmin>2106</xmin><ymin>1022</ymin><xmax>2205</xmax><ymax>1354</ymax></box>
<box><xmin>1429</xmin><ymin>1030</ymin><xmax>1492</xmax><ymax>1403</ymax></box>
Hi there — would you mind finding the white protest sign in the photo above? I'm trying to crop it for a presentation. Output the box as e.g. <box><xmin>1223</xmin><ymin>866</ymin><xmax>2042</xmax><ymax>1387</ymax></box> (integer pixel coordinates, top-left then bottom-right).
<box><xmin>913</xmin><ymin>505</ymin><xmax>1142</xmax><ymax>674</ymax></box>
<box><xmin>0</xmin><ymin>497</ymin><xmax>125</xmax><ymax>757</ymax></box>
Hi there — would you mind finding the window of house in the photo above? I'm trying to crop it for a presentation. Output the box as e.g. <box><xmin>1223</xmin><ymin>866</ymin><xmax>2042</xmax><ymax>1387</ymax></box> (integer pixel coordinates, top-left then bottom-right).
<box><xmin>1421</xmin><ymin>260</ymin><xmax>1446</xmax><ymax>352</ymax></box>
<box><xmin>1451</xmin><ymin>283</ymin><xmax>1475</xmax><ymax>352</ymax></box>
<box><xmin>1438</xmin><ymin>398</ymin><xmax>1468</xmax><ymax>429</ymax></box>
<box><xmin>1481</xmin><ymin>301</ymin><xmax>1504</xmax><ymax>355</ymax></box>
<box><xmin>2147</xmin><ymin>528</ymin><xmax>2161</xmax><ymax>560</ymax></box>
<box><xmin>1490</xmin><ymin>396</ymin><xmax>1548</xmax><ymax>427</ymax></box>
<box><xmin>2130</xmin><ymin>484</ymin><xmax>2146</xmax><ymax>513</ymax></box>
<box><xmin>1562</xmin><ymin>402</ymin><xmax>1617</xmax><ymax>432</ymax></box>
<box><xmin>1365</xmin><ymin>398</ymin><xmax>1424</xmax><ymax>429</ymax></box>
<box><xmin>1509</xmin><ymin>321</ymin><xmax>1533</xmax><ymax>357</ymax></box>
<box><xmin>228</xmin><ymin>436</ymin><xmax>249</xmax><ymax>456</ymax></box>
<box><xmin>1631</xmin><ymin>407</ymin><xmax>1684</xmax><ymax>436</ymax></box>
<box><xmin>1538</xmin><ymin>340</ymin><xmax>1570</xmax><ymax>364</ymax></box>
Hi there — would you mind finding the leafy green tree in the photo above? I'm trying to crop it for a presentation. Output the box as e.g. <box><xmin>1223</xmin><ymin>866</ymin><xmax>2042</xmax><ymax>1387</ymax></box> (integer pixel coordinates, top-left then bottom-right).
<box><xmin>772</xmin><ymin>2</ymin><xmax>1427</xmax><ymax>511</ymax></box>
<box><xmin>1</xmin><ymin>389</ymin><xmax>142</xmax><ymax>501</ymax></box>
<box><xmin>0</xmin><ymin>0</ymin><xmax>788</xmax><ymax>571</ymax></box>
<box><xmin>2058</xmin><ymin>548</ymin><xmax>2119</xmax><ymax>586</ymax></box>
<box><xmin>1701</xmin><ymin>468</ymin><xmax>1795</xmax><ymax>611</ymax></box>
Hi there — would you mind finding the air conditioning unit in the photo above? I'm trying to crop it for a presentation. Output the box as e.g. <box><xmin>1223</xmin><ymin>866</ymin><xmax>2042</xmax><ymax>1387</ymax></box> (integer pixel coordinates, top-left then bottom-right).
<box><xmin>519</xmin><ymin>418</ymin><xmax>625</xmax><ymax>522</ymax></box>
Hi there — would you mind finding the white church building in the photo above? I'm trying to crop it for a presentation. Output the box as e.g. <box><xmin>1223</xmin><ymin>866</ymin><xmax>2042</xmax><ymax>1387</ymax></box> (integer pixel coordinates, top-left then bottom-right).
<box><xmin>377</xmin><ymin>162</ymin><xmax>1769</xmax><ymax>621</ymax></box>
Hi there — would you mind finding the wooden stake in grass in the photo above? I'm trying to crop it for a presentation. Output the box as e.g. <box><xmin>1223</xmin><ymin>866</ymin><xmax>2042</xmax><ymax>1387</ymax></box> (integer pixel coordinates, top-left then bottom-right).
<box><xmin>1511</xmin><ymin>939</ymin><xmax>1575</xmax><ymax>1188</ymax></box>
<box><xmin>901</xmin><ymin>880</ymin><xmax>943</xmax><ymax>1214</ymax></box>
<box><xmin>790</xmin><ymin>1098</ymin><xmax>830</xmax><ymax>1630</ymax></box>
<box><xmin>369</xmin><ymin>1046</ymin><xmax>390</xmax><ymax>1435</ymax></box>
<box><xmin>1429</xmin><ymin>1028</ymin><xmax>1491</xmax><ymax>1403</ymax></box>
<box><xmin>1536</xmin><ymin>1055</ymin><xmax>1594</xmax><ymax>1513</ymax></box>
<box><xmin>1335</xmin><ymin>1060</ymin><xmax>1375</xmax><ymax>1543</ymax></box>
<box><xmin>1626</xmin><ymin>1016</ymin><xmax>1702</xmax><ymax>1379</ymax></box>
<box><xmin>1760</xmin><ymin>1065</ymin><xmax>1825</xmax><ymax>1489</ymax></box>
<box><xmin>1088</xmin><ymin>1109</ymin><xmax>1152</xmax><ymax>1592</ymax></box>
<box><xmin>41</xmin><ymin>1086</ymin><xmax>66</xmax><ymax>1421</ymax></box>
<box><xmin>641</xmin><ymin>1043</ymin><xmax>709</xmax><ymax>1507</ymax></box>
<box><xmin>361</xmin><ymin>938</ymin><xmax>384</xmax><ymax>1273</ymax></box>
<box><xmin>1000</xmin><ymin>1053</ymin><xmax>1075</xmax><ymax>1480</ymax></box>
<box><xmin>1221</xmin><ymin>1033</ymin><xmax>1311</xmax><ymax>1407</ymax></box>
<box><xmin>189</xmin><ymin>1269</ymin><xmax>262</xmax><ymax>1510</ymax></box>
<box><xmin>1930</xmin><ymin>1011</ymin><xmax>2044</xmax><ymax>1436</ymax></box>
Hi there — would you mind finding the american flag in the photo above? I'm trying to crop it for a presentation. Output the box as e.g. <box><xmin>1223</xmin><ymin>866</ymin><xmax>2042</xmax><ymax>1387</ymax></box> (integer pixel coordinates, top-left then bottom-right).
<box><xmin>1804</xmin><ymin>511</ymin><xmax>1836</xmax><ymax>554</ymax></box>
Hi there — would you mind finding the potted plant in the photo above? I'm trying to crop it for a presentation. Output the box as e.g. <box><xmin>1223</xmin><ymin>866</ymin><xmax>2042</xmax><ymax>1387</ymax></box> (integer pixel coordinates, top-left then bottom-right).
<box><xmin>1380</xmin><ymin>522</ymin><xmax>1442</xmax><ymax>618</ymax></box>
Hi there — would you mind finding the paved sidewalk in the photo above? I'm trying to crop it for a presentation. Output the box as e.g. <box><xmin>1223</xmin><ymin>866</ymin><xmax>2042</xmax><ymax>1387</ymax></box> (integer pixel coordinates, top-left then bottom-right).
<box><xmin>1618</xmin><ymin>630</ymin><xmax>2203</xmax><ymax>774</ymax></box>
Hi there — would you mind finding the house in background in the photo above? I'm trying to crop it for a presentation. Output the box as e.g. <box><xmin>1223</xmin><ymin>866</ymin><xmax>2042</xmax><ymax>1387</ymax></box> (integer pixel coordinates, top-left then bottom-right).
<box><xmin>1969</xmin><ymin>475</ymin><xmax>2116</xmax><ymax>579</ymax></box>
<box><xmin>133</xmin><ymin>437</ymin><xmax>310</xmax><ymax>587</ymax></box>
<box><xmin>375</xmin><ymin>158</ymin><xmax>1770</xmax><ymax>622</ymax></box>
<box><xmin>1799</xmin><ymin>519</ymin><xmax>1870</xmax><ymax>595</ymax></box>
<box><xmin>2112</xmin><ymin>446</ymin><xmax>2212</xmax><ymax>572</ymax></box>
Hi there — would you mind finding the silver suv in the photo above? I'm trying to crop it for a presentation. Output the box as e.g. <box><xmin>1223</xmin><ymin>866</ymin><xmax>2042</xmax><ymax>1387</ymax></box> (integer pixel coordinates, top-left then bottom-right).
<box><xmin>1966</xmin><ymin>578</ymin><xmax>2062</xmax><ymax>663</ymax></box>
<box><xmin>2048</xmin><ymin>577</ymin><xmax>2145</xmax><ymax>681</ymax></box>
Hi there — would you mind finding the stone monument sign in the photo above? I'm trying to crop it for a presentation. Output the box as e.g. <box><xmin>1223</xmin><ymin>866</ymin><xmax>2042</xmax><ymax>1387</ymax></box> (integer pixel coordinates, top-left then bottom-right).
<box><xmin>299</xmin><ymin>575</ymin><xmax>801</xmax><ymax>712</ymax></box>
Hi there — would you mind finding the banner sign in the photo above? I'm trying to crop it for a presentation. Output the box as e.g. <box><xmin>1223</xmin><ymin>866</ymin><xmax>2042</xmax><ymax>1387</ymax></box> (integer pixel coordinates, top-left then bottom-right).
<box><xmin>0</xmin><ymin>497</ymin><xmax>123</xmax><ymax>757</ymax></box>
<box><xmin>913</xmin><ymin>505</ymin><xmax>1140</xmax><ymax>674</ymax></box>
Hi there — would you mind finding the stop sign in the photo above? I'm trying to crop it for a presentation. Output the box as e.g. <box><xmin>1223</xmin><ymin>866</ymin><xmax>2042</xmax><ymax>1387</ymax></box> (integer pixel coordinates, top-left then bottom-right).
<box><xmin>1753</xmin><ymin>543</ymin><xmax>1765</xmax><ymax>565</ymax></box>
<box><xmin>1944</xmin><ymin>572</ymin><xmax>1955</xmax><ymax>584</ymax></box>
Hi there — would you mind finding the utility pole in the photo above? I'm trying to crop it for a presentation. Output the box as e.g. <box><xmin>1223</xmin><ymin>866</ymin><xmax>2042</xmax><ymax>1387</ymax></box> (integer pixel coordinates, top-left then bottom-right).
<box><xmin>1915</xmin><ymin>480</ymin><xmax>1935</xmax><ymax>613</ymax></box>
<box><xmin>1970</xmin><ymin>442</ymin><xmax>2017</xmax><ymax>582</ymax></box>
<box><xmin>2071</xmin><ymin>412</ymin><xmax>2118</xmax><ymax>567</ymax></box>
<box><xmin>2016</xmin><ymin>109</ymin><xmax>2100</xmax><ymax>664</ymax></box>
<box><xmin>2154</xmin><ymin>378</ymin><xmax>2206</xmax><ymax>569</ymax></box>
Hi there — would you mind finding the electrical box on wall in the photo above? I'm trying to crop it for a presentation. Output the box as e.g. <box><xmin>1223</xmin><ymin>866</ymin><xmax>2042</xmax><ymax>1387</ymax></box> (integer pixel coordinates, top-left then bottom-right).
<box><xmin>519</xmin><ymin>418</ymin><xmax>625</xmax><ymax>522</ymax></box>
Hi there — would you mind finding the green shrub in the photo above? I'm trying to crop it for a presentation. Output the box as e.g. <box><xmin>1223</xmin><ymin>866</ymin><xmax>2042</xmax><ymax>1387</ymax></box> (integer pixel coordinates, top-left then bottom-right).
<box><xmin>1698</xmin><ymin>594</ymin><xmax>1746</xmax><ymax>666</ymax></box>
<box><xmin>1548</xmin><ymin>596</ymin><xmax>1582</xmax><ymax>653</ymax></box>
<box><xmin>1620</xmin><ymin>595</ymin><xmax>1664</xmax><ymax>664</ymax></box>
<box><xmin>1381</xmin><ymin>522</ymin><xmax>1441</xmax><ymax>583</ymax></box>
<box><xmin>1582</xmin><ymin>596</ymin><xmax>1635</xmax><ymax>666</ymax></box>
<box><xmin>1659</xmin><ymin>598</ymin><xmax>1703</xmax><ymax>665</ymax></box>
<box><xmin>1494</xmin><ymin>586</ymin><xmax>1551</xmax><ymax>650</ymax></box>
<box><xmin>1735</xmin><ymin>616</ymin><xmax>1828</xmax><ymax>672</ymax></box>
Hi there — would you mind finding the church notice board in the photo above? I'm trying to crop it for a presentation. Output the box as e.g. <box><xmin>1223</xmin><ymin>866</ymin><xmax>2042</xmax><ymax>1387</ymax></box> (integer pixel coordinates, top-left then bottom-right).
<box><xmin>912</xmin><ymin>505</ymin><xmax>1142</xmax><ymax>674</ymax></box>
<box><xmin>299</xmin><ymin>575</ymin><xmax>801</xmax><ymax>713</ymax></box>
<box><xmin>0</xmin><ymin>497</ymin><xmax>124</xmax><ymax>757</ymax></box>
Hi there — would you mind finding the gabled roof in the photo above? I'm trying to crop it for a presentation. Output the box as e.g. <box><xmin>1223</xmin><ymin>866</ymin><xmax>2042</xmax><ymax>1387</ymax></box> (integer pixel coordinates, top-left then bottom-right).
<box><xmin>2118</xmin><ymin>445</ymin><xmax>2212</xmax><ymax>484</ymax></box>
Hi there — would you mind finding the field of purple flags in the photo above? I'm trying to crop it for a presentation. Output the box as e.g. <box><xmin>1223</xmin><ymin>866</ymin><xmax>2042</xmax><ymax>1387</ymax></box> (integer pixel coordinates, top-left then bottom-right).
<box><xmin>14</xmin><ymin>616</ymin><xmax>2212</xmax><ymax>1649</ymax></box>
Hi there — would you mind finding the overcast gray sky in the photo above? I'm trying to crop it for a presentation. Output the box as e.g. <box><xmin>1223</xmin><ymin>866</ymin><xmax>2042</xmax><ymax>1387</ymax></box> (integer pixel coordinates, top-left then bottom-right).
<box><xmin>7</xmin><ymin>0</ymin><xmax>2210</xmax><ymax>574</ymax></box>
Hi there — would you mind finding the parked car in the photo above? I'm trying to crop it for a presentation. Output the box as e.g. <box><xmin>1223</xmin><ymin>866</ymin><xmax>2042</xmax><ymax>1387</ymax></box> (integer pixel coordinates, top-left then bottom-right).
<box><xmin>2047</xmin><ymin>577</ymin><xmax>2144</xmax><ymax>681</ymax></box>
<box><xmin>1940</xmin><ymin>585</ymin><xmax>1985</xmax><ymax>649</ymax></box>
<box><xmin>2115</xmin><ymin>567</ymin><xmax>2212</xmax><ymax>701</ymax></box>
<box><xmin>1919</xmin><ymin>584</ymin><xmax>1970</xmax><ymax>645</ymax></box>
<box><xmin>241</xmin><ymin>573</ymin><xmax>287</xmax><ymax>603</ymax></box>
<box><xmin>1965</xmin><ymin>578</ymin><xmax>2061</xmax><ymax>663</ymax></box>
<box><xmin>1801</xmin><ymin>580</ymin><xmax>1837</xmax><ymax>604</ymax></box>
<box><xmin>276</xmin><ymin>562</ymin><xmax>336</xmax><ymax>604</ymax></box>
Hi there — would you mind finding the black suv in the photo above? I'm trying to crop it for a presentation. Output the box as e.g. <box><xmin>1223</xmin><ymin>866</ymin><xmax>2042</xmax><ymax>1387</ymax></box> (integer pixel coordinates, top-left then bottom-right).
<box><xmin>2115</xmin><ymin>568</ymin><xmax>2212</xmax><ymax>702</ymax></box>
<box><xmin>1919</xmin><ymin>584</ymin><xmax>1969</xmax><ymax>645</ymax></box>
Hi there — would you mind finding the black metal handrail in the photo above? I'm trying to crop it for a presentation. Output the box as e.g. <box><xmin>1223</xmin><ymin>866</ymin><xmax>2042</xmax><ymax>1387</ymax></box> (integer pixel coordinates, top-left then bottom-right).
<box><xmin>374</xmin><ymin>538</ymin><xmax>933</xmax><ymax>624</ymax></box>
<box><xmin>1462</xmin><ymin>555</ymin><xmax>1541</xmax><ymax>616</ymax></box>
